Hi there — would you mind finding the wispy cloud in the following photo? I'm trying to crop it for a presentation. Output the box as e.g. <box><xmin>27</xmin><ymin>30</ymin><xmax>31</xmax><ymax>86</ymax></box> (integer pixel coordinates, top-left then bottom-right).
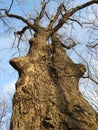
<box><xmin>2</xmin><ymin>80</ymin><xmax>16</xmax><ymax>97</ymax></box>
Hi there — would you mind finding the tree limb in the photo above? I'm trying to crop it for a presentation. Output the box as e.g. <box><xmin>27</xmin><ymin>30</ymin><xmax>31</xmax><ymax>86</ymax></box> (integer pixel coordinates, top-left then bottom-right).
<box><xmin>8</xmin><ymin>0</ymin><xmax>14</xmax><ymax>12</ymax></box>
<box><xmin>68</xmin><ymin>18</ymin><xmax>82</xmax><ymax>27</ymax></box>
<box><xmin>48</xmin><ymin>3</ymin><xmax>64</xmax><ymax>30</ymax></box>
<box><xmin>13</xmin><ymin>26</ymin><xmax>30</xmax><ymax>49</ymax></box>
<box><xmin>83</xmin><ymin>76</ymin><xmax>98</xmax><ymax>85</ymax></box>
<box><xmin>34</xmin><ymin>0</ymin><xmax>50</xmax><ymax>25</ymax></box>
<box><xmin>51</xmin><ymin>0</ymin><xmax>98</xmax><ymax>34</ymax></box>
<box><xmin>87</xmin><ymin>43</ymin><xmax>98</xmax><ymax>48</ymax></box>
<box><xmin>51</xmin><ymin>34</ymin><xmax>76</xmax><ymax>49</ymax></box>
<box><xmin>61</xmin><ymin>42</ymin><xmax>76</xmax><ymax>49</ymax></box>
<box><xmin>5</xmin><ymin>10</ymin><xmax>37</xmax><ymax>32</ymax></box>
<box><xmin>15</xmin><ymin>26</ymin><xmax>30</xmax><ymax>35</ymax></box>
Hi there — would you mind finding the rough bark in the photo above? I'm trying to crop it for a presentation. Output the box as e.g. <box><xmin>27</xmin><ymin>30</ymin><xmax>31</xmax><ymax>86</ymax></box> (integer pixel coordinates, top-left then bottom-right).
<box><xmin>9</xmin><ymin>34</ymin><xmax>98</xmax><ymax>130</ymax></box>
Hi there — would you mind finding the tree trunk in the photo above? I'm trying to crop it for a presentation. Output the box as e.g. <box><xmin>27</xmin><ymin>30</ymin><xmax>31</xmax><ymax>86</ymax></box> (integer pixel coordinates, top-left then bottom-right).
<box><xmin>10</xmin><ymin>34</ymin><xmax>98</xmax><ymax>130</ymax></box>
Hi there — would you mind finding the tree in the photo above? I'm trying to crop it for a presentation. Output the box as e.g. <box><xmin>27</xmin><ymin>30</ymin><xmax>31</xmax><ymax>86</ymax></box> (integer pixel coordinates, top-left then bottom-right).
<box><xmin>0</xmin><ymin>95</ymin><xmax>12</xmax><ymax>130</ymax></box>
<box><xmin>1</xmin><ymin>0</ymin><xmax>98</xmax><ymax>130</ymax></box>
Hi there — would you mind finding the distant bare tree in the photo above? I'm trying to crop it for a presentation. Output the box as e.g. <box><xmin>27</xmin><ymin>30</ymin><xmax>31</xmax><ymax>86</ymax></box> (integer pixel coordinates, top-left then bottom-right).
<box><xmin>0</xmin><ymin>95</ymin><xmax>12</xmax><ymax>130</ymax></box>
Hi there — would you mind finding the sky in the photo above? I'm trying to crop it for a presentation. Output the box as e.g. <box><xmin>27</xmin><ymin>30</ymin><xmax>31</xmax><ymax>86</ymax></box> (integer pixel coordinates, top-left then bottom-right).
<box><xmin>0</xmin><ymin>37</ymin><xmax>18</xmax><ymax>94</ymax></box>
<box><xmin>0</xmin><ymin>1</ymin><xmax>98</xmax><ymax>129</ymax></box>
<box><xmin>0</xmin><ymin>0</ymin><xmax>37</xmax><ymax>95</ymax></box>
<box><xmin>0</xmin><ymin>0</ymin><xmax>89</xmax><ymax>95</ymax></box>
<box><xmin>0</xmin><ymin>0</ymin><xmax>98</xmax><ymax>102</ymax></box>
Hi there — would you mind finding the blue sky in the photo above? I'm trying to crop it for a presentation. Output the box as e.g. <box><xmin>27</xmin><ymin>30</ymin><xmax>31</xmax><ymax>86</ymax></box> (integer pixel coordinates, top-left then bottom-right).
<box><xmin>0</xmin><ymin>37</ymin><xmax>18</xmax><ymax>93</ymax></box>
<box><xmin>0</xmin><ymin>0</ymin><xmax>82</xmax><ymax>92</ymax></box>
<box><xmin>2</xmin><ymin>0</ymin><xmax>98</xmax><ymax>129</ymax></box>
<box><xmin>0</xmin><ymin>0</ymin><xmax>97</xmax><ymax>96</ymax></box>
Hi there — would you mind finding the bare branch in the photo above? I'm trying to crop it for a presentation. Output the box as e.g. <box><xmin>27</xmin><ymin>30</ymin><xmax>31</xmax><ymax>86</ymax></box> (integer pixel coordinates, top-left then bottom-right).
<box><xmin>34</xmin><ymin>0</ymin><xmax>50</xmax><ymax>24</ymax></box>
<box><xmin>8</xmin><ymin>0</ymin><xmax>14</xmax><ymax>12</ymax></box>
<box><xmin>0</xmin><ymin>17</ymin><xmax>11</xmax><ymax>28</ymax></box>
<box><xmin>87</xmin><ymin>43</ymin><xmax>98</xmax><ymax>48</ymax></box>
<box><xmin>48</xmin><ymin>3</ymin><xmax>64</xmax><ymax>29</ymax></box>
<box><xmin>61</xmin><ymin>41</ymin><xmax>76</xmax><ymax>49</ymax></box>
<box><xmin>45</xmin><ymin>11</ymin><xmax>51</xmax><ymax>20</ymax></box>
<box><xmin>68</xmin><ymin>18</ymin><xmax>82</xmax><ymax>27</ymax></box>
<box><xmin>51</xmin><ymin>0</ymin><xmax>98</xmax><ymax>34</ymax></box>
<box><xmin>15</xmin><ymin>26</ymin><xmax>30</xmax><ymax>35</ymax></box>
<box><xmin>83</xmin><ymin>76</ymin><xmax>98</xmax><ymax>85</ymax></box>
<box><xmin>5</xmin><ymin>10</ymin><xmax>37</xmax><ymax>32</ymax></box>
<box><xmin>51</xmin><ymin>34</ymin><xmax>76</xmax><ymax>49</ymax></box>
<box><xmin>13</xmin><ymin>26</ymin><xmax>30</xmax><ymax>53</ymax></box>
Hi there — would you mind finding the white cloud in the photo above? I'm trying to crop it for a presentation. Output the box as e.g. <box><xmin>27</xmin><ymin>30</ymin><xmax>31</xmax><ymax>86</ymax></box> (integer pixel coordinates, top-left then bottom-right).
<box><xmin>2</xmin><ymin>80</ymin><xmax>16</xmax><ymax>97</ymax></box>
